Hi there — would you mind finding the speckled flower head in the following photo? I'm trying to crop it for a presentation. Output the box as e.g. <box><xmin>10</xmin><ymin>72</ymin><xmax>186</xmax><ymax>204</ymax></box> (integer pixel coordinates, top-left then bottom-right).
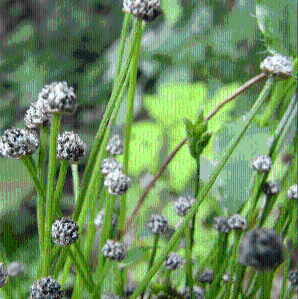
<box><xmin>222</xmin><ymin>272</ymin><xmax>237</xmax><ymax>283</ymax></box>
<box><xmin>260</xmin><ymin>54</ymin><xmax>294</xmax><ymax>79</ymax></box>
<box><xmin>251</xmin><ymin>155</ymin><xmax>272</xmax><ymax>173</ymax></box>
<box><xmin>106</xmin><ymin>134</ymin><xmax>124</xmax><ymax>156</ymax></box>
<box><xmin>238</xmin><ymin>227</ymin><xmax>284</xmax><ymax>271</ymax></box>
<box><xmin>100</xmin><ymin>157</ymin><xmax>124</xmax><ymax>175</ymax></box>
<box><xmin>51</xmin><ymin>217</ymin><xmax>80</xmax><ymax>246</ymax></box>
<box><xmin>124</xmin><ymin>283</ymin><xmax>137</xmax><ymax>298</ymax></box>
<box><xmin>0</xmin><ymin>127</ymin><xmax>39</xmax><ymax>159</ymax></box>
<box><xmin>0</xmin><ymin>263</ymin><xmax>8</xmax><ymax>288</ymax></box>
<box><xmin>181</xmin><ymin>285</ymin><xmax>205</xmax><ymax>299</ymax></box>
<box><xmin>147</xmin><ymin>214</ymin><xmax>168</xmax><ymax>234</ymax></box>
<box><xmin>263</xmin><ymin>181</ymin><xmax>281</xmax><ymax>196</ymax></box>
<box><xmin>123</xmin><ymin>0</ymin><xmax>162</xmax><ymax>23</ymax></box>
<box><xmin>56</xmin><ymin>131</ymin><xmax>86</xmax><ymax>164</ymax></box>
<box><xmin>196</xmin><ymin>268</ymin><xmax>214</xmax><ymax>283</ymax></box>
<box><xmin>287</xmin><ymin>184</ymin><xmax>297</xmax><ymax>200</ymax></box>
<box><xmin>104</xmin><ymin>169</ymin><xmax>131</xmax><ymax>195</ymax></box>
<box><xmin>94</xmin><ymin>207</ymin><xmax>118</xmax><ymax>230</ymax></box>
<box><xmin>101</xmin><ymin>295</ymin><xmax>123</xmax><ymax>299</ymax></box>
<box><xmin>24</xmin><ymin>102</ymin><xmax>53</xmax><ymax>129</ymax></box>
<box><xmin>101</xmin><ymin>240</ymin><xmax>126</xmax><ymax>262</ymax></box>
<box><xmin>288</xmin><ymin>270</ymin><xmax>298</xmax><ymax>286</ymax></box>
<box><xmin>37</xmin><ymin>81</ymin><xmax>78</xmax><ymax>114</ymax></box>
<box><xmin>163</xmin><ymin>252</ymin><xmax>186</xmax><ymax>271</ymax></box>
<box><xmin>7</xmin><ymin>262</ymin><xmax>25</xmax><ymax>277</ymax></box>
<box><xmin>174</xmin><ymin>195</ymin><xmax>196</xmax><ymax>217</ymax></box>
<box><xmin>213</xmin><ymin>216</ymin><xmax>231</xmax><ymax>233</ymax></box>
<box><xmin>30</xmin><ymin>276</ymin><xmax>64</xmax><ymax>299</ymax></box>
<box><xmin>228</xmin><ymin>214</ymin><xmax>247</xmax><ymax>231</ymax></box>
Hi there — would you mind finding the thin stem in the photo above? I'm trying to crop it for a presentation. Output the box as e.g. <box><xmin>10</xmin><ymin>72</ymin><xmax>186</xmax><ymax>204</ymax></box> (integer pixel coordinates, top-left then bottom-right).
<box><xmin>71</xmin><ymin>163</ymin><xmax>80</xmax><ymax>203</ymax></box>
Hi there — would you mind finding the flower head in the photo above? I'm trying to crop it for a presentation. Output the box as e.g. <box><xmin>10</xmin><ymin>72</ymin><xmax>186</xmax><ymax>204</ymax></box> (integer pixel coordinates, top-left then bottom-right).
<box><xmin>7</xmin><ymin>262</ymin><xmax>25</xmax><ymax>277</ymax></box>
<box><xmin>228</xmin><ymin>214</ymin><xmax>247</xmax><ymax>231</ymax></box>
<box><xmin>196</xmin><ymin>268</ymin><xmax>214</xmax><ymax>284</ymax></box>
<box><xmin>251</xmin><ymin>155</ymin><xmax>272</xmax><ymax>173</ymax></box>
<box><xmin>213</xmin><ymin>216</ymin><xmax>231</xmax><ymax>233</ymax></box>
<box><xmin>174</xmin><ymin>196</ymin><xmax>196</xmax><ymax>217</ymax></box>
<box><xmin>163</xmin><ymin>252</ymin><xmax>186</xmax><ymax>271</ymax></box>
<box><xmin>94</xmin><ymin>207</ymin><xmax>118</xmax><ymax>230</ymax></box>
<box><xmin>106</xmin><ymin>134</ymin><xmax>124</xmax><ymax>156</ymax></box>
<box><xmin>0</xmin><ymin>263</ymin><xmax>8</xmax><ymax>288</ymax></box>
<box><xmin>181</xmin><ymin>285</ymin><xmax>205</xmax><ymax>299</ymax></box>
<box><xmin>104</xmin><ymin>169</ymin><xmax>131</xmax><ymax>195</ymax></box>
<box><xmin>24</xmin><ymin>102</ymin><xmax>53</xmax><ymax>129</ymax></box>
<box><xmin>100</xmin><ymin>157</ymin><xmax>124</xmax><ymax>175</ymax></box>
<box><xmin>147</xmin><ymin>214</ymin><xmax>168</xmax><ymax>235</ymax></box>
<box><xmin>30</xmin><ymin>276</ymin><xmax>64</xmax><ymax>299</ymax></box>
<box><xmin>263</xmin><ymin>181</ymin><xmax>281</xmax><ymax>196</ymax></box>
<box><xmin>37</xmin><ymin>81</ymin><xmax>78</xmax><ymax>114</ymax></box>
<box><xmin>0</xmin><ymin>127</ymin><xmax>39</xmax><ymax>159</ymax></box>
<box><xmin>287</xmin><ymin>184</ymin><xmax>297</xmax><ymax>200</ymax></box>
<box><xmin>288</xmin><ymin>269</ymin><xmax>298</xmax><ymax>286</ymax></box>
<box><xmin>101</xmin><ymin>240</ymin><xmax>126</xmax><ymax>262</ymax></box>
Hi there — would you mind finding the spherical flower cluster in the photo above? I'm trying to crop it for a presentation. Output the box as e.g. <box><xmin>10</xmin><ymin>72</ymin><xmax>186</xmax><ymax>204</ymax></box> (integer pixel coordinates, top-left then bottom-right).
<box><xmin>174</xmin><ymin>195</ymin><xmax>196</xmax><ymax>217</ymax></box>
<box><xmin>222</xmin><ymin>272</ymin><xmax>237</xmax><ymax>283</ymax></box>
<box><xmin>251</xmin><ymin>155</ymin><xmax>272</xmax><ymax>173</ymax></box>
<box><xmin>0</xmin><ymin>127</ymin><xmax>39</xmax><ymax>159</ymax></box>
<box><xmin>101</xmin><ymin>240</ymin><xmax>126</xmax><ymax>262</ymax></box>
<box><xmin>30</xmin><ymin>276</ymin><xmax>64</xmax><ymax>299</ymax></box>
<box><xmin>56</xmin><ymin>131</ymin><xmax>86</xmax><ymax>163</ymax></box>
<box><xmin>213</xmin><ymin>216</ymin><xmax>231</xmax><ymax>233</ymax></box>
<box><xmin>287</xmin><ymin>183</ymin><xmax>297</xmax><ymax>200</ymax></box>
<box><xmin>106</xmin><ymin>134</ymin><xmax>124</xmax><ymax>156</ymax></box>
<box><xmin>163</xmin><ymin>252</ymin><xmax>186</xmax><ymax>271</ymax></box>
<box><xmin>196</xmin><ymin>268</ymin><xmax>214</xmax><ymax>283</ymax></box>
<box><xmin>51</xmin><ymin>217</ymin><xmax>80</xmax><ymax>246</ymax></box>
<box><xmin>228</xmin><ymin>214</ymin><xmax>247</xmax><ymax>231</ymax></box>
<box><xmin>7</xmin><ymin>262</ymin><xmax>25</xmax><ymax>277</ymax></box>
<box><xmin>100</xmin><ymin>157</ymin><xmax>124</xmax><ymax>175</ymax></box>
<box><xmin>37</xmin><ymin>81</ymin><xmax>78</xmax><ymax>114</ymax></box>
<box><xmin>0</xmin><ymin>263</ymin><xmax>8</xmax><ymax>288</ymax></box>
<box><xmin>147</xmin><ymin>214</ymin><xmax>168</xmax><ymax>235</ymax></box>
<box><xmin>123</xmin><ymin>0</ymin><xmax>162</xmax><ymax>23</ymax></box>
<box><xmin>24</xmin><ymin>102</ymin><xmax>52</xmax><ymax>129</ymax></box>
<box><xmin>263</xmin><ymin>181</ymin><xmax>281</xmax><ymax>196</ymax></box>
<box><xmin>238</xmin><ymin>227</ymin><xmax>284</xmax><ymax>271</ymax></box>
<box><xmin>288</xmin><ymin>269</ymin><xmax>297</xmax><ymax>286</ymax></box>
<box><xmin>94</xmin><ymin>207</ymin><xmax>118</xmax><ymax>230</ymax></box>
<box><xmin>260</xmin><ymin>54</ymin><xmax>294</xmax><ymax>79</ymax></box>
<box><xmin>181</xmin><ymin>285</ymin><xmax>205</xmax><ymax>299</ymax></box>
<box><xmin>104</xmin><ymin>169</ymin><xmax>131</xmax><ymax>195</ymax></box>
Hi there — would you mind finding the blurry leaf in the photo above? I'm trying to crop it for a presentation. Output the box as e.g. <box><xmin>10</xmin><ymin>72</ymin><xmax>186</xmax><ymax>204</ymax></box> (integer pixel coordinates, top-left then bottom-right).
<box><xmin>119</xmin><ymin>246</ymin><xmax>153</xmax><ymax>267</ymax></box>
<box><xmin>5</xmin><ymin>22</ymin><xmax>34</xmax><ymax>47</ymax></box>
<box><xmin>156</xmin><ymin>66</ymin><xmax>193</xmax><ymax>88</ymax></box>
<box><xmin>161</xmin><ymin>0</ymin><xmax>182</xmax><ymax>27</ymax></box>
<box><xmin>210</xmin><ymin>28</ymin><xmax>236</xmax><ymax>56</ymax></box>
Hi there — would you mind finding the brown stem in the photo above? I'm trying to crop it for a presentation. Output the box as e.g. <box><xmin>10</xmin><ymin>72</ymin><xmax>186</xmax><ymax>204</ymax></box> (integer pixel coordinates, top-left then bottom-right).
<box><xmin>115</xmin><ymin>72</ymin><xmax>267</xmax><ymax>240</ymax></box>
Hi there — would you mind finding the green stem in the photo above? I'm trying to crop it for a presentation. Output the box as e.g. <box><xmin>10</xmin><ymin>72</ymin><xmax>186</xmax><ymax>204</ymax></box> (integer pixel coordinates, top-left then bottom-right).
<box><xmin>38</xmin><ymin>126</ymin><xmax>48</xmax><ymax>185</ymax></box>
<box><xmin>260</xmin><ymin>271</ymin><xmax>272</xmax><ymax>299</ymax></box>
<box><xmin>43</xmin><ymin>113</ymin><xmax>61</xmax><ymax>276</ymax></box>
<box><xmin>71</xmin><ymin>164</ymin><xmax>80</xmax><ymax>204</ymax></box>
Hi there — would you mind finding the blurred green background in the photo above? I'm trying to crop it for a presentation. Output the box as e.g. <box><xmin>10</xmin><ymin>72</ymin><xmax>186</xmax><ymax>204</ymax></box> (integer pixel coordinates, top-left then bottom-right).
<box><xmin>0</xmin><ymin>0</ymin><xmax>297</xmax><ymax>297</ymax></box>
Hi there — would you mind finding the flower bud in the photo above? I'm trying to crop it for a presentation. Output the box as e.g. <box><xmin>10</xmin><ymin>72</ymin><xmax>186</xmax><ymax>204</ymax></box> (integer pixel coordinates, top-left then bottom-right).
<box><xmin>106</xmin><ymin>134</ymin><xmax>124</xmax><ymax>156</ymax></box>
<box><xmin>163</xmin><ymin>252</ymin><xmax>186</xmax><ymax>271</ymax></box>
<box><xmin>7</xmin><ymin>262</ymin><xmax>25</xmax><ymax>277</ymax></box>
<box><xmin>101</xmin><ymin>240</ymin><xmax>126</xmax><ymax>262</ymax></box>
<box><xmin>0</xmin><ymin>263</ymin><xmax>8</xmax><ymax>288</ymax></box>
<box><xmin>147</xmin><ymin>214</ymin><xmax>168</xmax><ymax>235</ymax></box>
<box><xmin>30</xmin><ymin>276</ymin><xmax>64</xmax><ymax>299</ymax></box>
<box><xmin>213</xmin><ymin>216</ymin><xmax>231</xmax><ymax>233</ymax></box>
<box><xmin>174</xmin><ymin>196</ymin><xmax>196</xmax><ymax>217</ymax></box>
<box><xmin>104</xmin><ymin>169</ymin><xmax>131</xmax><ymax>195</ymax></box>
<box><xmin>287</xmin><ymin>184</ymin><xmax>297</xmax><ymax>200</ymax></box>
<box><xmin>228</xmin><ymin>214</ymin><xmax>247</xmax><ymax>231</ymax></box>
<box><xmin>263</xmin><ymin>181</ymin><xmax>281</xmax><ymax>196</ymax></box>
<box><xmin>251</xmin><ymin>155</ymin><xmax>272</xmax><ymax>173</ymax></box>
<box><xmin>196</xmin><ymin>268</ymin><xmax>214</xmax><ymax>283</ymax></box>
<box><xmin>24</xmin><ymin>102</ymin><xmax>52</xmax><ymax>129</ymax></box>
<box><xmin>100</xmin><ymin>157</ymin><xmax>124</xmax><ymax>175</ymax></box>
<box><xmin>181</xmin><ymin>285</ymin><xmax>205</xmax><ymax>299</ymax></box>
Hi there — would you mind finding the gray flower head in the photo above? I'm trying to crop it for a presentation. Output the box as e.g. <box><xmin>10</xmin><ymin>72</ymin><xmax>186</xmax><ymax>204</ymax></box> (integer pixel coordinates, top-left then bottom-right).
<box><xmin>222</xmin><ymin>272</ymin><xmax>237</xmax><ymax>283</ymax></box>
<box><xmin>196</xmin><ymin>268</ymin><xmax>214</xmax><ymax>283</ymax></box>
<box><xmin>260</xmin><ymin>54</ymin><xmax>294</xmax><ymax>79</ymax></box>
<box><xmin>251</xmin><ymin>155</ymin><xmax>272</xmax><ymax>173</ymax></box>
<box><xmin>238</xmin><ymin>227</ymin><xmax>285</xmax><ymax>271</ymax></box>
<box><xmin>104</xmin><ymin>169</ymin><xmax>131</xmax><ymax>195</ymax></box>
<box><xmin>0</xmin><ymin>127</ymin><xmax>39</xmax><ymax>159</ymax></box>
<box><xmin>30</xmin><ymin>276</ymin><xmax>64</xmax><ymax>299</ymax></box>
<box><xmin>263</xmin><ymin>181</ymin><xmax>281</xmax><ymax>196</ymax></box>
<box><xmin>287</xmin><ymin>184</ymin><xmax>297</xmax><ymax>200</ymax></box>
<box><xmin>100</xmin><ymin>157</ymin><xmax>124</xmax><ymax>175</ymax></box>
<box><xmin>101</xmin><ymin>240</ymin><xmax>126</xmax><ymax>262</ymax></box>
<box><xmin>7</xmin><ymin>262</ymin><xmax>25</xmax><ymax>277</ymax></box>
<box><xmin>228</xmin><ymin>214</ymin><xmax>247</xmax><ymax>231</ymax></box>
<box><xmin>181</xmin><ymin>285</ymin><xmax>205</xmax><ymax>299</ymax></box>
<box><xmin>94</xmin><ymin>207</ymin><xmax>118</xmax><ymax>230</ymax></box>
<box><xmin>0</xmin><ymin>263</ymin><xmax>8</xmax><ymax>288</ymax></box>
<box><xmin>288</xmin><ymin>269</ymin><xmax>298</xmax><ymax>286</ymax></box>
<box><xmin>213</xmin><ymin>216</ymin><xmax>231</xmax><ymax>233</ymax></box>
<box><xmin>51</xmin><ymin>217</ymin><xmax>80</xmax><ymax>246</ymax></box>
<box><xmin>147</xmin><ymin>214</ymin><xmax>168</xmax><ymax>235</ymax></box>
<box><xmin>24</xmin><ymin>102</ymin><xmax>53</xmax><ymax>129</ymax></box>
<box><xmin>56</xmin><ymin>131</ymin><xmax>86</xmax><ymax>163</ymax></box>
<box><xmin>123</xmin><ymin>0</ymin><xmax>162</xmax><ymax>23</ymax></box>
<box><xmin>163</xmin><ymin>252</ymin><xmax>186</xmax><ymax>271</ymax></box>
<box><xmin>124</xmin><ymin>283</ymin><xmax>137</xmax><ymax>298</ymax></box>
<box><xmin>101</xmin><ymin>295</ymin><xmax>123</xmax><ymax>299</ymax></box>
<box><xmin>174</xmin><ymin>196</ymin><xmax>196</xmax><ymax>217</ymax></box>
<box><xmin>106</xmin><ymin>134</ymin><xmax>124</xmax><ymax>156</ymax></box>
<box><xmin>37</xmin><ymin>81</ymin><xmax>78</xmax><ymax>114</ymax></box>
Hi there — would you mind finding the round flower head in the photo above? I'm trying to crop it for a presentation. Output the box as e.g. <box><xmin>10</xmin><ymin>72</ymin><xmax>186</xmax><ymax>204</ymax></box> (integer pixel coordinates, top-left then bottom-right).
<box><xmin>174</xmin><ymin>196</ymin><xmax>196</xmax><ymax>217</ymax></box>
<box><xmin>0</xmin><ymin>127</ymin><xmax>39</xmax><ymax>159</ymax></box>
<box><xmin>24</xmin><ymin>102</ymin><xmax>53</xmax><ymax>129</ymax></box>
<box><xmin>104</xmin><ymin>169</ymin><xmax>131</xmax><ymax>195</ymax></box>
<box><xmin>0</xmin><ymin>263</ymin><xmax>8</xmax><ymax>288</ymax></box>
<box><xmin>101</xmin><ymin>295</ymin><xmax>123</xmax><ymax>299</ymax></box>
<box><xmin>260</xmin><ymin>54</ymin><xmax>294</xmax><ymax>79</ymax></box>
<box><xmin>228</xmin><ymin>214</ymin><xmax>247</xmax><ymax>231</ymax></box>
<box><xmin>30</xmin><ymin>276</ymin><xmax>64</xmax><ymax>299</ymax></box>
<box><xmin>123</xmin><ymin>0</ymin><xmax>162</xmax><ymax>23</ymax></box>
<box><xmin>163</xmin><ymin>252</ymin><xmax>186</xmax><ymax>271</ymax></box>
<box><xmin>56</xmin><ymin>131</ymin><xmax>86</xmax><ymax>164</ymax></box>
<box><xmin>51</xmin><ymin>217</ymin><xmax>80</xmax><ymax>246</ymax></box>
<box><xmin>263</xmin><ymin>181</ymin><xmax>281</xmax><ymax>196</ymax></box>
<box><xmin>124</xmin><ymin>283</ymin><xmax>137</xmax><ymax>298</ymax></box>
<box><xmin>147</xmin><ymin>214</ymin><xmax>168</xmax><ymax>234</ymax></box>
<box><xmin>196</xmin><ymin>268</ymin><xmax>214</xmax><ymax>283</ymax></box>
<box><xmin>106</xmin><ymin>134</ymin><xmax>124</xmax><ymax>156</ymax></box>
<box><xmin>7</xmin><ymin>262</ymin><xmax>25</xmax><ymax>277</ymax></box>
<box><xmin>181</xmin><ymin>285</ymin><xmax>205</xmax><ymax>299</ymax></box>
<box><xmin>213</xmin><ymin>216</ymin><xmax>231</xmax><ymax>233</ymax></box>
<box><xmin>251</xmin><ymin>155</ymin><xmax>272</xmax><ymax>173</ymax></box>
<box><xmin>37</xmin><ymin>81</ymin><xmax>78</xmax><ymax>114</ymax></box>
<box><xmin>100</xmin><ymin>157</ymin><xmax>124</xmax><ymax>175</ymax></box>
<box><xmin>94</xmin><ymin>207</ymin><xmax>118</xmax><ymax>230</ymax></box>
<box><xmin>288</xmin><ymin>269</ymin><xmax>298</xmax><ymax>286</ymax></box>
<box><xmin>287</xmin><ymin>183</ymin><xmax>297</xmax><ymax>200</ymax></box>
<box><xmin>101</xmin><ymin>240</ymin><xmax>126</xmax><ymax>262</ymax></box>
<box><xmin>222</xmin><ymin>272</ymin><xmax>237</xmax><ymax>283</ymax></box>
<box><xmin>238</xmin><ymin>227</ymin><xmax>284</xmax><ymax>271</ymax></box>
